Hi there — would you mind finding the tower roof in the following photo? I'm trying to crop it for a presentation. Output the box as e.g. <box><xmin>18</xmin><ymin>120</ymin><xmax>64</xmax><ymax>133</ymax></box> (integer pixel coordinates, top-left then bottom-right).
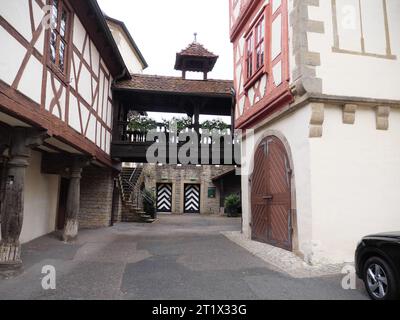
<box><xmin>174</xmin><ymin>41</ymin><xmax>219</xmax><ymax>75</ymax></box>
<box><xmin>178</xmin><ymin>42</ymin><xmax>218</xmax><ymax>59</ymax></box>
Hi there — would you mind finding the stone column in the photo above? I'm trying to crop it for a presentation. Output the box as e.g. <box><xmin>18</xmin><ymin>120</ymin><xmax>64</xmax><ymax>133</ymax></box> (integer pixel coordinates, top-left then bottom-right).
<box><xmin>62</xmin><ymin>157</ymin><xmax>89</xmax><ymax>242</ymax></box>
<box><xmin>0</xmin><ymin>128</ymin><xmax>47</xmax><ymax>273</ymax></box>
<box><xmin>0</xmin><ymin>146</ymin><xmax>9</xmax><ymax>228</ymax></box>
<box><xmin>0</xmin><ymin>128</ymin><xmax>10</xmax><ymax>225</ymax></box>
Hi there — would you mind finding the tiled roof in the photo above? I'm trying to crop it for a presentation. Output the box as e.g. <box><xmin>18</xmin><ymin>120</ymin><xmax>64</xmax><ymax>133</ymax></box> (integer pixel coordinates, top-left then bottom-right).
<box><xmin>178</xmin><ymin>42</ymin><xmax>218</xmax><ymax>58</ymax></box>
<box><xmin>114</xmin><ymin>74</ymin><xmax>233</xmax><ymax>96</ymax></box>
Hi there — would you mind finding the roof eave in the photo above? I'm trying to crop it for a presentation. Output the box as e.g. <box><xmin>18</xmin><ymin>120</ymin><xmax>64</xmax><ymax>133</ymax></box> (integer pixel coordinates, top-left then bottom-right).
<box><xmin>69</xmin><ymin>0</ymin><xmax>129</xmax><ymax>79</ymax></box>
<box><xmin>112</xmin><ymin>86</ymin><xmax>233</xmax><ymax>99</ymax></box>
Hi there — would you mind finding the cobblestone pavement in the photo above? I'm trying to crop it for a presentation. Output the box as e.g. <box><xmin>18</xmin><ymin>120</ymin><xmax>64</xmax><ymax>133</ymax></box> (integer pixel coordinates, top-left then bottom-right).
<box><xmin>0</xmin><ymin>215</ymin><xmax>368</xmax><ymax>300</ymax></box>
<box><xmin>222</xmin><ymin>231</ymin><xmax>346</xmax><ymax>278</ymax></box>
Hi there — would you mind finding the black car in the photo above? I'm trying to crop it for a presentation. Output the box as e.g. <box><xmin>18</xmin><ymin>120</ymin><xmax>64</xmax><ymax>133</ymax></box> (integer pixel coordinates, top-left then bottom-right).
<box><xmin>356</xmin><ymin>232</ymin><xmax>400</xmax><ymax>300</ymax></box>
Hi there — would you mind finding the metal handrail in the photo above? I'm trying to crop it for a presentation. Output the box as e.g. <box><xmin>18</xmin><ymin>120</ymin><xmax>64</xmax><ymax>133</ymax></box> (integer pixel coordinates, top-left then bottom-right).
<box><xmin>120</xmin><ymin>168</ymin><xmax>155</xmax><ymax>210</ymax></box>
<box><xmin>128</xmin><ymin>168</ymin><xmax>136</xmax><ymax>183</ymax></box>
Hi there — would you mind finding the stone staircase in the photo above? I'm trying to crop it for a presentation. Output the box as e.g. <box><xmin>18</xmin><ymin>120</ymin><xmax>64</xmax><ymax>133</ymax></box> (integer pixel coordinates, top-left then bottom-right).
<box><xmin>120</xmin><ymin>167</ymin><xmax>142</xmax><ymax>202</ymax></box>
<box><xmin>119</xmin><ymin>166</ymin><xmax>155</xmax><ymax>223</ymax></box>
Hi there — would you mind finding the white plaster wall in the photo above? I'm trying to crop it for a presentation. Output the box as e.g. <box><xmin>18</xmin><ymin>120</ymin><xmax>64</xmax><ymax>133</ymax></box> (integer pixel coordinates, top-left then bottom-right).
<box><xmin>241</xmin><ymin>105</ymin><xmax>313</xmax><ymax>259</ymax></box>
<box><xmin>71</xmin><ymin>15</ymin><xmax>113</xmax><ymax>154</ymax></box>
<box><xmin>0</xmin><ymin>26</ymin><xmax>27</xmax><ymax>86</ymax></box>
<box><xmin>17</xmin><ymin>56</ymin><xmax>43</xmax><ymax>104</ymax></box>
<box><xmin>309</xmin><ymin>105</ymin><xmax>400</xmax><ymax>264</ymax></box>
<box><xmin>308</xmin><ymin>0</ymin><xmax>400</xmax><ymax>100</ymax></box>
<box><xmin>68</xmin><ymin>94</ymin><xmax>81</xmax><ymax>133</ymax></box>
<box><xmin>20</xmin><ymin>151</ymin><xmax>60</xmax><ymax>244</ymax></box>
<box><xmin>73</xmin><ymin>15</ymin><xmax>86</xmax><ymax>54</ymax></box>
<box><xmin>0</xmin><ymin>0</ymin><xmax>45</xmax><ymax>102</ymax></box>
<box><xmin>0</xmin><ymin>4</ymin><xmax>114</xmax><ymax>157</ymax></box>
<box><xmin>108</xmin><ymin>23</ymin><xmax>144</xmax><ymax>74</ymax></box>
<box><xmin>0</xmin><ymin>0</ymin><xmax>32</xmax><ymax>42</ymax></box>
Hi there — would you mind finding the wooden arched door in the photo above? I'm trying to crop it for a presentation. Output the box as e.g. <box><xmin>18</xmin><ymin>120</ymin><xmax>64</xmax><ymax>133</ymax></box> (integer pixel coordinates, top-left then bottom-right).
<box><xmin>251</xmin><ymin>136</ymin><xmax>293</xmax><ymax>251</ymax></box>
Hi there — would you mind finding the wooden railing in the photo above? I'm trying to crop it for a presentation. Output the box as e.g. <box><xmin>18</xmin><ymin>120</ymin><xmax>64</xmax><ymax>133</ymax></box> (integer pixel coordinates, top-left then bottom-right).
<box><xmin>112</xmin><ymin>122</ymin><xmax>241</xmax><ymax>165</ymax></box>
<box><xmin>116</xmin><ymin>121</ymin><xmax>235</xmax><ymax>145</ymax></box>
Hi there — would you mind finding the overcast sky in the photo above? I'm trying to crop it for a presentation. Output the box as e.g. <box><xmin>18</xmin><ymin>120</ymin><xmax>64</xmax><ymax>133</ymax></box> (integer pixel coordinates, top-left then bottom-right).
<box><xmin>98</xmin><ymin>0</ymin><xmax>233</xmax><ymax>80</ymax></box>
<box><xmin>98</xmin><ymin>0</ymin><xmax>233</xmax><ymax>122</ymax></box>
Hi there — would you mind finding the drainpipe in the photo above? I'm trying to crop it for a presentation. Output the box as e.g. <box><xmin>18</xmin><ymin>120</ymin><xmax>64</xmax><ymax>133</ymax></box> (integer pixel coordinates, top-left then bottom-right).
<box><xmin>112</xmin><ymin>68</ymin><xmax>129</xmax><ymax>86</ymax></box>
<box><xmin>230</xmin><ymin>87</ymin><xmax>236</xmax><ymax>136</ymax></box>
<box><xmin>111</xmin><ymin>68</ymin><xmax>129</xmax><ymax>161</ymax></box>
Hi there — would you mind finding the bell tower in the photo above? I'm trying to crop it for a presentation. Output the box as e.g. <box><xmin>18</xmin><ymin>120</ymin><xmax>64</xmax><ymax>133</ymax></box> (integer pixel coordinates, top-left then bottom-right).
<box><xmin>174</xmin><ymin>34</ymin><xmax>219</xmax><ymax>80</ymax></box>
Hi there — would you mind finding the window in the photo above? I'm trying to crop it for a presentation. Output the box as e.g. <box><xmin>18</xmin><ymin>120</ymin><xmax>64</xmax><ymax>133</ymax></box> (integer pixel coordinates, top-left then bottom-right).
<box><xmin>255</xmin><ymin>17</ymin><xmax>265</xmax><ymax>70</ymax></box>
<box><xmin>245</xmin><ymin>13</ymin><xmax>266</xmax><ymax>81</ymax></box>
<box><xmin>245</xmin><ymin>35</ymin><xmax>253</xmax><ymax>79</ymax></box>
<box><xmin>331</xmin><ymin>0</ymin><xmax>394</xmax><ymax>59</ymax></box>
<box><xmin>49</xmin><ymin>0</ymin><xmax>70</xmax><ymax>74</ymax></box>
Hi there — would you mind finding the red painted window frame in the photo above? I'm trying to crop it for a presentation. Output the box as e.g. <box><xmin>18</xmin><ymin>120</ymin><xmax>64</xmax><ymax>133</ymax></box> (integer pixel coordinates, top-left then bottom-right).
<box><xmin>243</xmin><ymin>5</ymin><xmax>269</xmax><ymax>91</ymax></box>
<box><xmin>255</xmin><ymin>16</ymin><xmax>265</xmax><ymax>71</ymax></box>
<box><xmin>245</xmin><ymin>33</ymin><xmax>253</xmax><ymax>79</ymax></box>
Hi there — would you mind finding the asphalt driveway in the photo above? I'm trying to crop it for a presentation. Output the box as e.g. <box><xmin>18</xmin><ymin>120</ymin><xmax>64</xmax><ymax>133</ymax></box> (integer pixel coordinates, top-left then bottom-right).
<box><xmin>0</xmin><ymin>215</ymin><xmax>368</xmax><ymax>300</ymax></box>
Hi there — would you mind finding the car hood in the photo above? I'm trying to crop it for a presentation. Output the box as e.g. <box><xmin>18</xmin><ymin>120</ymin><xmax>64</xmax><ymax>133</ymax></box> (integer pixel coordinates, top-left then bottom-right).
<box><xmin>364</xmin><ymin>232</ymin><xmax>400</xmax><ymax>240</ymax></box>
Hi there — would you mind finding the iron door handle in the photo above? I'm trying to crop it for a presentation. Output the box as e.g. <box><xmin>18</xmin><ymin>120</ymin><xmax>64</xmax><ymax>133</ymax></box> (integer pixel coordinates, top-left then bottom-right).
<box><xmin>263</xmin><ymin>195</ymin><xmax>273</xmax><ymax>201</ymax></box>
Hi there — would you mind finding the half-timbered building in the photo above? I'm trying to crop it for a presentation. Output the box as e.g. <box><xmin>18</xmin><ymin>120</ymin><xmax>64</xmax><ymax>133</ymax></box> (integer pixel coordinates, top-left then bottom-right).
<box><xmin>0</xmin><ymin>0</ymin><xmax>145</xmax><ymax>273</ymax></box>
<box><xmin>229</xmin><ymin>0</ymin><xmax>400</xmax><ymax>264</ymax></box>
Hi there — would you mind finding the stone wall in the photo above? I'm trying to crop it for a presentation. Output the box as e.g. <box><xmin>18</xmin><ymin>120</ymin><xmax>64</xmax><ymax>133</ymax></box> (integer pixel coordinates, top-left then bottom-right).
<box><xmin>142</xmin><ymin>164</ymin><xmax>239</xmax><ymax>215</ymax></box>
<box><xmin>79</xmin><ymin>165</ymin><xmax>114</xmax><ymax>229</ymax></box>
<box><xmin>218</xmin><ymin>172</ymin><xmax>242</xmax><ymax>210</ymax></box>
<box><xmin>111</xmin><ymin>182</ymin><xmax>122</xmax><ymax>224</ymax></box>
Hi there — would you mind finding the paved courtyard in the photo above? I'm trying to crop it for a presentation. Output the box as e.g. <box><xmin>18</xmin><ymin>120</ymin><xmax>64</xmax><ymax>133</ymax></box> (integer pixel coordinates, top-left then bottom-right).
<box><xmin>0</xmin><ymin>215</ymin><xmax>368</xmax><ymax>300</ymax></box>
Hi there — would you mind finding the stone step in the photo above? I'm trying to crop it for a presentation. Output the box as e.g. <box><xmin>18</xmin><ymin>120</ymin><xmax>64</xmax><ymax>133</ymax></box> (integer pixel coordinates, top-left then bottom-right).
<box><xmin>140</xmin><ymin>213</ymin><xmax>156</xmax><ymax>223</ymax></box>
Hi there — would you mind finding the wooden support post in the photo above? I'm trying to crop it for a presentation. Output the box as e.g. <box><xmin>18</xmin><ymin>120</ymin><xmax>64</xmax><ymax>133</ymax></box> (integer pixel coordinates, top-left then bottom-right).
<box><xmin>0</xmin><ymin>146</ymin><xmax>8</xmax><ymax>229</ymax></box>
<box><xmin>112</xmin><ymin>100</ymin><xmax>121</xmax><ymax>142</ymax></box>
<box><xmin>62</xmin><ymin>157</ymin><xmax>90</xmax><ymax>242</ymax></box>
<box><xmin>0</xmin><ymin>128</ymin><xmax>47</xmax><ymax>274</ymax></box>
<box><xmin>220</xmin><ymin>179</ymin><xmax>225</xmax><ymax>208</ymax></box>
<box><xmin>110</xmin><ymin>179</ymin><xmax>120</xmax><ymax>226</ymax></box>
<box><xmin>194</xmin><ymin>104</ymin><xmax>200</xmax><ymax>135</ymax></box>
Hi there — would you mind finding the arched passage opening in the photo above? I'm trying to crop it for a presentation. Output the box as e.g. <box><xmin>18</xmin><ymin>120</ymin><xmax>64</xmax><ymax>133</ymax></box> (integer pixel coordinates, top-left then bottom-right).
<box><xmin>250</xmin><ymin>134</ymin><xmax>296</xmax><ymax>252</ymax></box>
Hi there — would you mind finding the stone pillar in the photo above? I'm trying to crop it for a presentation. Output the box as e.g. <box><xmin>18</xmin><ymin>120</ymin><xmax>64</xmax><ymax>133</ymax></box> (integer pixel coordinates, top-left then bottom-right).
<box><xmin>0</xmin><ymin>128</ymin><xmax>10</xmax><ymax>226</ymax></box>
<box><xmin>62</xmin><ymin>157</ymin><xmax>89</xmax><ymax>242</ymax></box>
<box><xmin>0</xmin><ymin>128</ymin><xmax>47</xmax><ymax>273</ymax></box>
<box><xmin>0</xmin><ymin>147</ymin><xmax>8</xmax><ymax>228</ymax></box>
<box><xmin>111</xmin><ymin>179</ymin><xmax>121</xmax><ymax>226</ymax></box>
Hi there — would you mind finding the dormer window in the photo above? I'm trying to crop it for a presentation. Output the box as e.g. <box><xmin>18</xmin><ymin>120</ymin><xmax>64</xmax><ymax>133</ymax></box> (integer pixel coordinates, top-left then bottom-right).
<box><xmin>49</xmin><ymin>0</ymin><xmax>70</xmax><ymax>74</ymax></box>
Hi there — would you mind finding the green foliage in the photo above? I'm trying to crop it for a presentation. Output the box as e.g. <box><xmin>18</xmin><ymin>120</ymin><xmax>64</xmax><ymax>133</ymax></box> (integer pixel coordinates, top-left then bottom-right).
<box><xmin>127</xmin><ymin>115</ymin><xmax>230</xmax><ymax>134</ymax></box>
<box><xmin>201</xmin><ymin>119</ymin><xmax>230</xmax><ymax>132</ymax></box>
<box><xmin>142</xmin><ymin>189</ymin><xmax>156</xmax><ymax>218</ymax></box>
<box><xmin>163</xmin><ymin>116</ymin><xmax>193</xmax><ymax>133</ymax></box>
<box><xmin>224</xmin><ymin>194</ymin><xmax>241</xmax><ymax>217</ymax></box>
<box><xmin>128</xmin><ymin>115</ymin><xmax>158</xmax><ymax>132</ymax></box>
